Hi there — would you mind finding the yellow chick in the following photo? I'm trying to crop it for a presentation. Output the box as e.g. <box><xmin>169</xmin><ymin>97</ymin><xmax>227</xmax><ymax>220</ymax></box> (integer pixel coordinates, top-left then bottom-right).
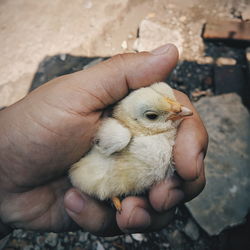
<box><xmin>69</xmin><ymin>82</ymin><xmax>192</xmax><ymax>212</ymax></box>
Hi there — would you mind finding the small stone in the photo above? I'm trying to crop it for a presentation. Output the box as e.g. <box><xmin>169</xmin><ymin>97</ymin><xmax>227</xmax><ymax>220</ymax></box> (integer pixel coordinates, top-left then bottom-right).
<box><xmin>103</xmin><ymin>236</ymin><xmax>120</xmax><ymax>242</ymax></box>
<box><xmin>131</xmin><ymin>233</ymin><xmax>145</xmax><ymax>241</ymax></box>
<box><xmin>36</xmin><ymin>235</ymin><xmax>45</xmax><ymax>245</ymax></box>
<box><xmin>96</xmin><ymin>241</ymin><xmax>105</xmax><ymax>250</ymax></box>
<box><xmin>59</xmin><ymin>54</ymin><xmax>66</xmax><ymax>61</ymax></box>
<box><xmin>127</xmin><ymin>33</ymin><xmax>133</xmax><ymax>39</ymax></box>
<box><xmin>124</xmin><ymin>235</ymin><xmax>133</xmax><ymax>243</ymax></box>
<box><xmin>78</xmin><ymin>232</ymin><xmax>88</xmax><ymax>243</ymax></box>
<box><xmin>216</xmin><ymin>57</ymin><xmax>236</xmax><ymax>66</ymax></box>
<box><xmin>12</xmin><ymin>229</ymin><xmax>23</xmax><ymax>238</ymax></box>
<box><xmin>121</xmin><ymin>40</ymin><xmax>128</xmax><ymax>50</ymax></box>
<box><xmin>45</xmin><ymin>232</ymin><xmax>58</xmax><ymax>247</ymax></box>
<box><xmin>179</xmin><ymin>16</ymin><xmax>186</xmax><ymax>22</ymax></box>
<box><xmin>197</xmin><ymin>56</ymin><xmax>214</xmax><ymax>64</ymax></box>
<box><xmin>166</xmin><ymin>230</ymin><xmax>188</xmax><ymax>249</ymax></box>
<box><xmin>182</xmin><ymin>218</ymin><xmax>200</xmax><ymax>241</ymax></box>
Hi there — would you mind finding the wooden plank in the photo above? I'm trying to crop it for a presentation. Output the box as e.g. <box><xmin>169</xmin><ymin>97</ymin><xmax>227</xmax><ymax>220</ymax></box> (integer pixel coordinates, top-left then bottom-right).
<box><xmin>203</xmin><ymin>20</ymin><xmax>250</xmax><ymax>42</ymax></box>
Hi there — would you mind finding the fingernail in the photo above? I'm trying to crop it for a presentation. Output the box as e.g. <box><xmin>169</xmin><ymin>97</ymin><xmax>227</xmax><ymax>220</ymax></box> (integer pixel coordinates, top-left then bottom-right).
<box><xmin>65</xmin><ymin>191</ymin><xmax>84</xmax><ymax>214</ymax></box>
<box><xmin>163</xmin><ymin>189</ymin><xmax>185</xmax><ymax>210</ymax></box>
<box><xmin>151</xmin><ymin>43</ymin><xmax>175</xmax><ymax>55</ymax></box>
<box><xmin>196</xmin><ymin>152</ymin><xmax>204</xmax><ymax>177</ymax></box>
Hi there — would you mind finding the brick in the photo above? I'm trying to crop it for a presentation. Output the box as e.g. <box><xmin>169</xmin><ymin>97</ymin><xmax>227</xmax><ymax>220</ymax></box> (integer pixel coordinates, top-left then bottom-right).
<box><xmin>203</xmin><ymin>20</ymin><xmax>250</xmax><ymax>42</ymax></box>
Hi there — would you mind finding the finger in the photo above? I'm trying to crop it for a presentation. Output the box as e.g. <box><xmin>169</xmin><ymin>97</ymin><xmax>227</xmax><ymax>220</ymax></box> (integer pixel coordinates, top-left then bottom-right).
<box><xmin>148</xmin><ymin>170</ymin><xmax>206</xmax><ymax>213</ymax></box>
<box><xmin>116</xmin><ymin>196</ymin><xmax>175</xmax><ymax>233</ymax></box>
<box><xmin>58</xmin><ymin>44</ymin><xmax>179</xmax><ymax>113</ymax></box>
<box><xmin>182</xmin><ymin>165</ymin><xmax>206</xmax><ymax>202</ymax></box>
<box><xmin>64</xmin><ymin>188</ymin><xmax>121</xmax><ymax>236</ymax></box>
<box><xmin>173</xmin><ymin>90</ymin><xmax>208</xmax><ymax>181</ymax></box>
<box><xmin>149</xmin><ymin>175</ymin><xmax>185</xmax><ymax>212</ymax></box>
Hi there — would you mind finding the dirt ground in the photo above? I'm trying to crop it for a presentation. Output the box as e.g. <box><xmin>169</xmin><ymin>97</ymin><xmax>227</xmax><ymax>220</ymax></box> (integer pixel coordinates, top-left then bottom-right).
<box><xmin>0</xmin><ymin>0</ymin><xmax>249</xmax><ymax>107</ymax></box>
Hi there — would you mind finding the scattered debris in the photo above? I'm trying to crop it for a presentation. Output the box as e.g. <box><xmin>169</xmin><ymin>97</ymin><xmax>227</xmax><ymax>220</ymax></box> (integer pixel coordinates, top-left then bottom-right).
<box><xmin>187</xmin><ymin>93</ymin><xmax>250</xmax><ymax>235</ymax></box>
<box><xmin>121</xmin><ymin>40</ymin><xmax>128</xmax><ymax>50</ymax></box>
<box><xmin>202</xmin><ymin>20</ymin><xmax>250</xmax><ymax>43</ymax></box>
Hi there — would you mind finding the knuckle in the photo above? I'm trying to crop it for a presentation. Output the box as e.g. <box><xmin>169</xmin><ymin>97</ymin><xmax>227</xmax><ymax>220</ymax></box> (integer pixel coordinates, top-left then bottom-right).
<box><xmin>107</xmin><ymin>53</ymin><xmax>128</xmax><ymax>71</ymax></box>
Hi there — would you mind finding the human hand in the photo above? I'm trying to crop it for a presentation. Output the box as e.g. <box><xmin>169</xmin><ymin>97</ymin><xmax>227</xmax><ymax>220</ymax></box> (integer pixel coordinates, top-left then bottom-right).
<box><xmin>0</xmin><ymin>44</ymin><xmax>208</xmax><ymax>237</ymax></box>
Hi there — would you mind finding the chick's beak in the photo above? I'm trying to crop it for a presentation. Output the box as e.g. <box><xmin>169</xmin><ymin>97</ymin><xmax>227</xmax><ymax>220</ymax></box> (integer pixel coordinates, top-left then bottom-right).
<box><xmin>168</xmin><ymin>105</ymin><xmax>193</xmax><ymax>121</ymax></box>
<box><xmin>179</xmin><ymin>106</ymin><xmax>193</xmax><ymax>117</ymax></box>
<box><xmin>164</xmin><ymin>97</ymin><xmax>193</xmax><ymax>120</ymax></box>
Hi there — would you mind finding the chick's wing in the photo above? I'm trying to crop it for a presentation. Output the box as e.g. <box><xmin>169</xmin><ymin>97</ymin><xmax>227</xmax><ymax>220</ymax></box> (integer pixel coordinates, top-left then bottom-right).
<box><xmin>94</xmin><ymin>118</ymin><xmax>132</xmax><ymax>156</ymax></box>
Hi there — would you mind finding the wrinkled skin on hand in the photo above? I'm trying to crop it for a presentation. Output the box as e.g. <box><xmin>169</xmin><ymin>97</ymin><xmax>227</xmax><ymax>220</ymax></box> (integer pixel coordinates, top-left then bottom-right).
<box><xmin>0</xmin><ymin>44</ymin><xmax>208</xmax><ymax>237</ymax></box>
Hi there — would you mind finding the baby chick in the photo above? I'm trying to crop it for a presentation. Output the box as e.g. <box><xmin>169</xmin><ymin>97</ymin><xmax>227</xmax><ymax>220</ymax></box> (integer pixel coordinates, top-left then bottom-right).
<box><xmin>69</xmin><ymin>82</ymin><xmax>192</xmax><ymax>212</ymax></box>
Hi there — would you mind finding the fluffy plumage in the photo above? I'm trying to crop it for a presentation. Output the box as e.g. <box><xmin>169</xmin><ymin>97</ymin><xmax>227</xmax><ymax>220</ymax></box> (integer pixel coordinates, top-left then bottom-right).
<box><xmin>69</xmin><ymin>82</ymin><xmax>192</xmax><ymax>204</ymax></box>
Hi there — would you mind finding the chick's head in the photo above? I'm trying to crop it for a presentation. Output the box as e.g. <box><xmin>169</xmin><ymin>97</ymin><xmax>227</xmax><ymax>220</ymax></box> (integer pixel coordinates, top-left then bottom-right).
<box><xmin>113</xmin><ymin>82</ymin><xmax>192</xmax><ymax>135</ymax></box>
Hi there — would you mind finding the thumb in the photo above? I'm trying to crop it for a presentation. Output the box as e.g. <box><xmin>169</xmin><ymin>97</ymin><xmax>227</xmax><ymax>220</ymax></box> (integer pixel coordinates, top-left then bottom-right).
<box><xmin>61</xmin><ymin>43</ymin><xmax>179</xmax><ymax>112</ymax></box>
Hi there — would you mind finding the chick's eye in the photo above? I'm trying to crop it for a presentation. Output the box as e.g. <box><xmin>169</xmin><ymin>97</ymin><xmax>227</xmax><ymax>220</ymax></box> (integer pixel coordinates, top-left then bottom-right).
<box><xmin>144</xmin><ymin>112</ymin><xmax>159</xmax><ymax>120</ymax></box>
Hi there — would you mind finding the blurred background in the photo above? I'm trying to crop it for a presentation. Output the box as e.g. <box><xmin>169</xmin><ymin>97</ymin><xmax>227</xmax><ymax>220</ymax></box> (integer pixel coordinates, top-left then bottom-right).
<box><xmin>0</xmin><ymin>0</ymin><xmax>249</xmax><ymax>249</ymax></box>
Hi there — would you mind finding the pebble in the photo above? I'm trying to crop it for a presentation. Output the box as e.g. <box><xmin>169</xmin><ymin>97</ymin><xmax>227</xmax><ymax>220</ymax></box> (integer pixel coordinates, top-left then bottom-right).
<box><xmin>96</xmin><ymin>241</ymin><xmax>105</xmax><ymax>250</ymax></box>
<box><xmin>216</xmin><ymin>57</ymin><xmax>237</xmax><ymax>66</ymax></box>
<box><xmin>131</xmin><ymin>233</ymin><xmax>145</xmax><ymax>241</ymax></box>
<box><xmin>59</xmin><ymin>54</ymin><xmax>66</xmax><ymax>61</ymax></box>
<box><xmin>166</xmin><ymin>230</ymin><xmax>188</xmax><ymax>249</ymax></box>
<box><xmin>124</xmin><ymin>235</ymin><xmax>133</xmax><ymax>243</ymax></box>
<box><xmin>78</xmin><ymin>232</ymin><xmax>88</xmax><ymax>243</ymax></box>
<box><xmin>182</xmin><ymin>218</ymin><xmax>200</xmax><ymax>241</ymax></box>
<box><xmin>45</xmin><ymin>232</ymin><xmax>58</xmax><ymax>247</ymax></box>
<box><xmin>121</xmin><ymin>40</ymin><xmax>128</xmax><ymax>50</ymax></box>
